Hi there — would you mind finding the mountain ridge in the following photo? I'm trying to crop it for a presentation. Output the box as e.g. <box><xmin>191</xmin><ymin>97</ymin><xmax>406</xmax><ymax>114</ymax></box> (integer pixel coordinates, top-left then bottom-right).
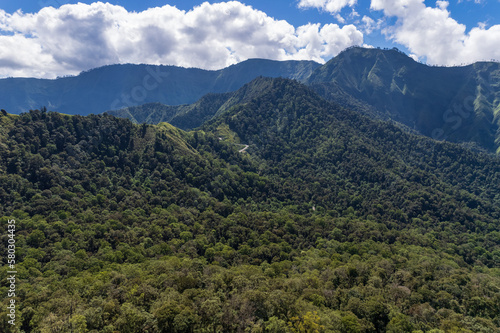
<box><xmin>4</xmin><ymin>46</ymin><xmax>500</xmax><ymax>153</ymax></box>
<box><xmin>106</xmin><ymin>76</ymin><xmax>288</xmax><ymax>130</ymax></box>
<box><xmin>106</xmin><ymin>47</ymin><xmax>500</xmax><ymax>153</ymax></box>
<box><xmin>0</xmin><ymin>58</ymin><xmax>321</xmax><ymax>115</ymax></box>
<box><xmin>307</xmin><ymin>47</ymin><xmax>500</xmax><ymax>153</ymax></box>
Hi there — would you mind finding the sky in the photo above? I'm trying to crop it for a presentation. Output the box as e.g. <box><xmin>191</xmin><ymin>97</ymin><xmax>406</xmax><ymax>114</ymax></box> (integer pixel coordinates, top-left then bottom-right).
<box><xmin>0</xmin><ymin>0</ymin><xmax>499</xmax><ymax>78</ymax></box>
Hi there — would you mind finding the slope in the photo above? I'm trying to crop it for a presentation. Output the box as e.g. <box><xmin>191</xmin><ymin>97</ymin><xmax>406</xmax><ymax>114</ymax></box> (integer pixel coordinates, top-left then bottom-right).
<box><xmin>107</xmin><ymin>75</ymin><xmax>282</xmax><ymax>130</ymax></box>
<box><xmin>205</xmin><ymin>77</ymin><xmax>500</xmax><ymax>221</ymax></box>
<box><xmin>0</xmin><ymin>59</ymin><xmax>320</xmax><ymax>116</ymax></box>
<box><xmin>307</xmin><ymin>46</ymin><xmax>500</xmax><ymax>153</ymax></box>
<box><xmin>0</xmin><ymin>83</ymin><xmax>499</xmax><ymax>332</ymax></box>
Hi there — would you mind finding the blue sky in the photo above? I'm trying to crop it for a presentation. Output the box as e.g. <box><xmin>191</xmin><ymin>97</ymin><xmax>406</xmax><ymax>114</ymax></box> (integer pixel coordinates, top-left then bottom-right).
<box><xmin>1</xmin><ymin>0</ymin><xmax>499</xmax><ymax>78</ymax></box>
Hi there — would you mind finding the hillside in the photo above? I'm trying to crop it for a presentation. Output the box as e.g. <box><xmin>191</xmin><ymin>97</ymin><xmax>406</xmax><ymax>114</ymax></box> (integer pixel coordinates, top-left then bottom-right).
<box><xmin>1</xmin><ymin>78</ymin><xmax>499</xmax><ymax>332</ymax></box>
<box><xmin>307</xmin><ymin>47</ymin><xmax>500</xmax><ymax>153</ymax></box>
<box><xmin>0</xmin><ymin>59</ymin><xmax>320</xmax><ymax>116</ymax></box>
<box><xmin>107</xmin><ymin>76</ymin><xmax>285</xmax><ymax>130</ymax></box>
<box><xmin>204</xmin><ymin>77</ymin><xmax>500</xmax><ymax>225</ymax></box>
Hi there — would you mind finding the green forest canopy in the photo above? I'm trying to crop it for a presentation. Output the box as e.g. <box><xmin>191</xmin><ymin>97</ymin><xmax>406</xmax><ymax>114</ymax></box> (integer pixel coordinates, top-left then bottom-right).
<box><xmin>0</xmin><ymin>77</ymin><xmax>499</xmax><ymax>332</ymax></box>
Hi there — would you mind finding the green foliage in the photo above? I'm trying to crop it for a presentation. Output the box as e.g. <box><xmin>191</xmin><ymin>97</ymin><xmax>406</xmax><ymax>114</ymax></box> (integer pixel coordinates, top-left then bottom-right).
<box><xmin>288</xmin><ymin>311</ymin><xmax>325</xmax><ymax>333</ymax></box>
<box><xmin>307</xmin><ymin>46</ymin><xmax>500</xmax><ymax>153</ymax></box>
<box><xmin>0</xmin><ymin>75</ymin><xmax>499</xmax><ymax>333</ymax></box>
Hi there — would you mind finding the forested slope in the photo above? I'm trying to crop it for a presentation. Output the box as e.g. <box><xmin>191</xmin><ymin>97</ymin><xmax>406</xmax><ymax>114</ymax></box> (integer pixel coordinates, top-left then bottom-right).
<box><xmin>0</xmin><ymin>77</ymin><xmax>499</xmax><ymax>332</ymax></box>
<box><xmin>307</xmin><ymin>47</ymin><xmax>500</xmax><ymax>154</ymax></box>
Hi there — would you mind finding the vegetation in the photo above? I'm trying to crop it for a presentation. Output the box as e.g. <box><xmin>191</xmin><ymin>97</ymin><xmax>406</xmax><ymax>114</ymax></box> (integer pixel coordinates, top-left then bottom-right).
<box><xmin>106</xmin><ymin>94</ymin><xmax>233</xmax><ymax>130</ymax></box>
<box><xmin>0</xmin><ymin>59</ymin><xmax>320</xmax><ymax>116</ymax></box>
<box><xmin>306</xmin><ymin>47</ymin><xmax>500</xmax><ymax>153</ymax></box>
<box><xmin>0</xmin><ymin>77</ymin><xmax>499</xmax><ymax>332</ymax></box>
<box><xmin>110</xmin><ymin>47</ymin><xmax>500</xmax><ymax>154</ymax></box>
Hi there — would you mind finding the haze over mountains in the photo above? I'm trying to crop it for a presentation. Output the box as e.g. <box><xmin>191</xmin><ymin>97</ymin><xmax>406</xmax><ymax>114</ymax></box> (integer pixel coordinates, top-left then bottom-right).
<box><xmin>107</xmin><ymin>47</ymin><xmax>500</xmax><ymax>154</ymax></box>
<box><xmin>0</xmin><ymin>59</ymin><xmax>320</xmax><ymax>115</ymax></box>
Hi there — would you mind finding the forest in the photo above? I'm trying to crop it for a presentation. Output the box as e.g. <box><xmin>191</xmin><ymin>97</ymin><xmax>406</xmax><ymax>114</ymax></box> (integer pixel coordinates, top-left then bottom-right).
<box><xmin>0</xmin><ymin>77</ymin><xmax>499</xmax><ymax>332</ymax></box>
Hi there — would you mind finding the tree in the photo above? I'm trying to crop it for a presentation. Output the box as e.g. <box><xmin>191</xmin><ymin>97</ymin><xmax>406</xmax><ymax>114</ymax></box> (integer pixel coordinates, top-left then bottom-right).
<box><xmin>288</xmin><ymin>312</ymin><xmax>325</xmax><ymax>333</ymax></box>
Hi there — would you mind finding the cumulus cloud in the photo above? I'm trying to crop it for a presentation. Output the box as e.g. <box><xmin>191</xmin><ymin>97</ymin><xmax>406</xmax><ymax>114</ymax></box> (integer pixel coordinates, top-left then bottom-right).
<box><xmin>298</xmin><ymin>0</ymin><xmax>357</xmax><ymax>13</ymax></box>
<box><xmin>361</xmin><ymin>15</ymin><xmax>383</xmax><ymax>34</ymax></box>
<box><xmin>0</xmin><ymin>1</ymin><xmax>364</xmax><ymax>78</ymax></box>
<box><xmin>371</xmin><ymin>0</ymin><xmax>500</xmax><ymax>65</ymax></box>
<box><xmin>298</xmin><ymin>0</ymin><xmax>357</xmax><ymax>22</ymax></box>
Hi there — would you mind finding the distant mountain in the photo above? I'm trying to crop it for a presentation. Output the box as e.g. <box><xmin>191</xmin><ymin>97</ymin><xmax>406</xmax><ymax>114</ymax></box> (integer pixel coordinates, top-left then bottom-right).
<box><xmin>0</xmin><ymin>59</ymin><xmax>320</xmax><ymax>116</ymax></box>
<box><xmin>105</xmin><ymin>94</ymin><xmax>233</xmax><ymax>130</ymax></box>
<box><xmin>307</xmin><ymin>47</ymin><xmax>500</xmax><ymax>153</ymax></box>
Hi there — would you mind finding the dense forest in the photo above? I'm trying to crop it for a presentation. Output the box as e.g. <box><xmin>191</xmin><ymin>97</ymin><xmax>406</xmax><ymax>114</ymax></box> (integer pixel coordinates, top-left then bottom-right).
<box><xmin>0</xmin><ymin>77</ymin><xmax>499</xmax><ymax>332</ymax></box>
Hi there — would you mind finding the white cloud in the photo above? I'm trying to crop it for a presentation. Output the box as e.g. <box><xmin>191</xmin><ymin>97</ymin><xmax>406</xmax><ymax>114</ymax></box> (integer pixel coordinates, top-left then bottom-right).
<box><xmin>457</xmin><ymin>0</ymin><xmax>484</xmax><ymax>3</ymax></box>
<box><xmin>371</xmin><ymin>0</ymin><xmax>500</xmax><ymax>65</ymax></box>
<box><xmin>0</xmin><ymin>1</ymin><xmax>364</xmax><ymax>78</ymax></box>
<box><xmin>436</xmin><ymin>1</ymin><xmax>449</xmax><ymax>10</ymax></box>
<box><xmin>297</xmin><ymin>0</ymin><xmax>358</xmax><ymax>24</ymax></box>
<box><xmin>298</xmin><ymin>0</ymin><xmax>357</xmax><ymax>20</ymax></box>
<box><xmin>335</xmin><ymin>14</ymin><xmax>346</xmax><ymax>23</ymax></box>
<box><xmin>361</xmin><ymin>15</ymin><xmax>379</xmax><ymax>34</ymax></box>
<box><xmin>409</xmin><ymin>54</ymin><xmax>419</xmax><ymax>62</ymax></box>
<box><xmin>349</xmin><ymin>9</ymin><xmax>360</xmax><ymax>18</ymax></box>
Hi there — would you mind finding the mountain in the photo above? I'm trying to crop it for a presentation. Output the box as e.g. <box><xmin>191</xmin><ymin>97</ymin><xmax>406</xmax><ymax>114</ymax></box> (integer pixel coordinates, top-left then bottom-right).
<box><xmin>203</xmin><ymin>77</ymin><xmax>500</xmax><ymax>219</ymax></box>
<box><xmin>106</xmin><ymin>75</ymin><xmax>284</xmax><ymax>130</ymax></box>
<box><xmin>1</xmin><ymin>78</ymin><xmax>499</xmax><ymax>332</ymax></box>
<box><xmin>106</xmin><ymin>47</ymin><xmax>500</xmax><ymax>154</ymax></box>
<box><xmin>4</xmin><ymin>46</ymin><xmax>499</xmax><ymax>154</ymax></box>
<box><xmin>0</xmin><ymin>59</ymin><xmax>320</xmax><ymax>116</ymax></box>
<box><xmin>307</xmin><ymin>47</ymin><xmax>500</xmax><ymax>154</ymax></box>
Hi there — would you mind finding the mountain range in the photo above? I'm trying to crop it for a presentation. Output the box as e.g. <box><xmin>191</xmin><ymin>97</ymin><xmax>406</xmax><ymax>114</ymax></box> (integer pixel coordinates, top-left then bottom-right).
<box><xmin>307</xmin><ymin>47</ymin><xmax>500</xmax><ymax>154</ymax></box>
<box><xmin>0</xmin><ymin>59</ymin><xmax>320</xmax><ymax>116</ymax></box>
<box><xmin>104</xmin><ymin>47</ymin><xmax>500</xmax><ymax>154</ymax></box>
<box><xmin>1</xmin><ymin>74</ymin><xmax>499</xmax><ymax>332</ymax></box>
<box><xmin>2</xmin><ymin>47</ymin><xmax>499</xmax><ymax>153</ymax></box>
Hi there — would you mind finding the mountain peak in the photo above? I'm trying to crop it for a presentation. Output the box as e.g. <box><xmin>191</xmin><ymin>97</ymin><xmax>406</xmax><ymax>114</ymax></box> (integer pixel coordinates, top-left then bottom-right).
<box><xmin>308</xmin><ymin>46</ymin><xmax>500</xmax><ymax>153</ymax></box>
<box><xmin>307</xmin><ymin>46</ymin><xmax>421</xmax><ymax>84</ymax></box>
<box><xmin>336</xmin><ymin>46</ymin><xmax>412</xmax><ymax>60</ymax></box>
